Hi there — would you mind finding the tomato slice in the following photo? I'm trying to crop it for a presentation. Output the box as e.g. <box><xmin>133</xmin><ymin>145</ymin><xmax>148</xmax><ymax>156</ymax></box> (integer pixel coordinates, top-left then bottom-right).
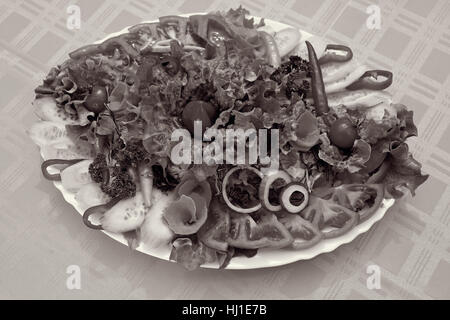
<box><xmin>277</xmin><ymin>212</ymin><xmax>322</xmax><ymax>249</ymax></box>
<box><xmin>317</xmin><ymin>184</ymin><xmax>385</xmax><ymax>222</ymax></box>
<box><xmin>228</xmin><ymin>211</ymin><xmax>293</xmax><ymax>249</ymax></box>
<box><xmin>301</xmin><ymin>196</ymin><xmax>358</xmax><ymax>239</ymax></box>
<box><xmin>343</xmin><ymin>184</ymin><xmax>384</xmax><ymax>221</ymax></box>
<box><xmin>303</xmin><ymin>183</ymin><xmax>385</xmax><ymax>238</ymax></box>
<box><xmin>197</xmin><ymin>200</ymin><xmax>231</xmax><ymax>252</ymax></box>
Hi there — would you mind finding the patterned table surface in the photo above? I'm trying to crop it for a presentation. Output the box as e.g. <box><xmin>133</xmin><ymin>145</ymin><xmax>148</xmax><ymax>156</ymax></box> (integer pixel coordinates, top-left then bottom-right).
<box><xmin>0</xmin><ymin>0</ymin><xmax>449</xmax><ymax>300</ymax></box>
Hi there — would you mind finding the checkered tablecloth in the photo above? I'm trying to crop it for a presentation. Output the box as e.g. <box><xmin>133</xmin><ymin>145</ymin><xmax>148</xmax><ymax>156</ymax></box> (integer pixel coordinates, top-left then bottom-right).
<box><xmin>0</xmin><ymin>0</ymin><xmax>449</xmax><ymax>299</ymax></box>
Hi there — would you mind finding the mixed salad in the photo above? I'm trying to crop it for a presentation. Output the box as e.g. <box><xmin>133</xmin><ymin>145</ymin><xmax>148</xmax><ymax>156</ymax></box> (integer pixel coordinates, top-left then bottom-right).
<box><xmin>30</xmin><ymin>7</ymin><xmax>428</xmax><ymax>270</ymax></box>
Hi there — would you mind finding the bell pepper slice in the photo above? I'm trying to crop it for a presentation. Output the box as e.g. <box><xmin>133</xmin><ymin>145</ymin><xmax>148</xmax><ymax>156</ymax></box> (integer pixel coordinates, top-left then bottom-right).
<box><xmin>346</xmin><ymin>70</ymin><xmax>393</xmax><ymax>91</ymax></box>
<box><xmin>318</xmin><ymin>44</ymin><xmax>353</xmax><ymax>64</ymax></box>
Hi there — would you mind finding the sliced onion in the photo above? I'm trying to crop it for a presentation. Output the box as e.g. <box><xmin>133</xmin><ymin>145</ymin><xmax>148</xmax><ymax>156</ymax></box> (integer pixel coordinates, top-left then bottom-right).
<box><xmin>280</xmin><ymin>183</ymin><xmax>310</xmax><ymax>214</ymax></box>
<box><xmin>222</xmin><ymin>167</ymin><xmax>263</xmax><ymax>214</ymax></box>
<box><xmin>259</xmin><ymin>170</ymin><xmax>292</xmax><ymax>212</ymax></box>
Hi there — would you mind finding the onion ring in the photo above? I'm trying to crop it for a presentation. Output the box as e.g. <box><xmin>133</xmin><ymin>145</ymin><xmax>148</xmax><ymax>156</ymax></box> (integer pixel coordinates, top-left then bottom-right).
<box><xmin>222</xmin><ymin>167</ymin><xmax>263</xmax><ymax>214</ymax></box>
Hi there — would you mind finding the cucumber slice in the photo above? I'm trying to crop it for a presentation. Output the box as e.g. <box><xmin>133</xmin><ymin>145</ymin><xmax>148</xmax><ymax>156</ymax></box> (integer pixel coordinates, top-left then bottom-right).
<box><xmin>141</xmin><ymin>189</ymin><xmax>175</xmax><ymax>248</ymax></box>
<box><xmin>325</xmin><ymin>65</ymin><xmax>367</xmax><ymax>94</ymax></box>
<box><xmin>101</xmin><ymin>192</ymin><xmax>147</xmax><ymax>233</ymax></box>
<box><xmin>41</xmin><ymin>140</ymin><xmax>94</xmax><ymax>160</ymax></box>
<box><xmin>274</xmin><ymin>28</ymin><xmax>301</xmax><ymax>57</ymax></box>
<box><xmin>33</xmin><ymin>97</ymin><xmax>79</xmax><ymax>124</ymax></box>
<box><xmin>60</xmin><ymin>159</ymin><xmax>93</xmax><ymax>192</ymax></box>
<box><xmin>322</xmin><ymin>59</ymin><xmax>359</xmax><ymax>84</ymax></box>
<box><xmin>75</xmin><ymin>183</ymin><xmax>111</xmax><ymax>213</ymax></box>
<box><xmin>327</xmin><ymin>90</ymin><xmax>392</xmax><ymax>109</ymax></box>
<box><xmin>28</xmin><ymin>121</ymin><xmax>70</xmax><ymax>147</ymax></box>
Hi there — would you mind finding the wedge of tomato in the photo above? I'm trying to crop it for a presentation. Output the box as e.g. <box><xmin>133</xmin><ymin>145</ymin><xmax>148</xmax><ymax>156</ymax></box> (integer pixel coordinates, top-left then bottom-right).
<box><xmin>314</xmin><ymin>183</ymin><xmax>384</xmax><ymax>222</ymax></box>
<box><xmin>302</xmin><ymin>183</ymin><xmax>385</xmax><ymax>238</ymax></box>
<box><xmin>197</xmin><ymin>199</ymin><xmax>231</xmax><ymax>252</ymax></box>
<box><xmin>277</xmin><ymin>212</ymin><xmax>322</xmax><ymax>249</ymax></box>
<box><xmin>337</xmin><ymin>184</ymin><xmax>384</xmax><ymax>221</ymax></box>
<box><xmin>227</xmin><ymin>210</ymin><xmax>293</xmax><ymax>249</ymax></box>
<box><xmin>301</xmin><ymin>196</ymin><xmax>358</xmax><ymax>239</ymax></box>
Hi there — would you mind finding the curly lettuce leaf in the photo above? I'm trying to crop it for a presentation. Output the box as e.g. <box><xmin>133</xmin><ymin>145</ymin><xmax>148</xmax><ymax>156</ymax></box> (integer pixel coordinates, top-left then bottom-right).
<box><xmin>358</xmin><ymin>103</ymin><xmax>417</xmax><ymax>145</ymax></box>
<box><xmin>180</xmin><ymin>50</ymin><xmax>274</xmax><ymax>112</ymax></box>
<box><xmin>383</xmin><ymin>168</ymin><xmax>429</xmax><ymax>199</ymax></box>
<box><xmin>382</xmin><ymin>142</ymin><xmax>428</xmax><ymax>198</ymax></box>
<box><xmin>395</xmin><ymin>104</ymin><xmax>418</xmax><ymax>139</ymax></box>
<box><xmin>318</xmin><ymin>135</ymin><xmax>371</xmax><ymax>173</ymax></box>
<box><xmin>95</xmin><ymin>111</ymin><xmax>116</xmax><ymax>136</ymax></box>
<box><xmin>222</xmin><ymin>6</ymin><xmax>264</xmax><ymax>30</ymax></box>
<box><xmin>140</xmin><ymin>96</ymin><xmax>179</xmax><ymax>160</ymax></box>
<box><xmin>279</xmin><ymin>150</ymin><xmax>306</xmax><ymax>180</ymax></box>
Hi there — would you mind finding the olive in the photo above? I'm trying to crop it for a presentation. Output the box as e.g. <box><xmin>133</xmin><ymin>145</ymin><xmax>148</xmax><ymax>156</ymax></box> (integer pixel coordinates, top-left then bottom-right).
<box><xmin>182</xmin><ymin>101</ymin><xmax>217</xmax><ymax>136</ymax></box>
<box><xmin>84</xmin><ymin>86</ymin><xmax>107</xmax><ymax>113</ymax></box>
<box><xmin>329</xmin><ymin>118</ymin><xmax>357</xmax><ymax>149</ymax></box>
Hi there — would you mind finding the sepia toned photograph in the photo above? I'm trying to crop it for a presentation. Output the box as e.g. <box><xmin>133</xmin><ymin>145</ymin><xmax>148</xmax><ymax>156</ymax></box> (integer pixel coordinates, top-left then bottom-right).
<box><xmin>0</xmin><ymin>0</ymin><xmax>448</xmax><ymax>304</ymax></box>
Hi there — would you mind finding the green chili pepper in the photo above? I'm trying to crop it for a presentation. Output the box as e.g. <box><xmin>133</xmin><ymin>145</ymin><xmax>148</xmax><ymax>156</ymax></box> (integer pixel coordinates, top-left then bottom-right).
<box><xmin>306</xmin><ymin>41</ymin><xmax>329</xmax><ymax>115</ymax></box>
